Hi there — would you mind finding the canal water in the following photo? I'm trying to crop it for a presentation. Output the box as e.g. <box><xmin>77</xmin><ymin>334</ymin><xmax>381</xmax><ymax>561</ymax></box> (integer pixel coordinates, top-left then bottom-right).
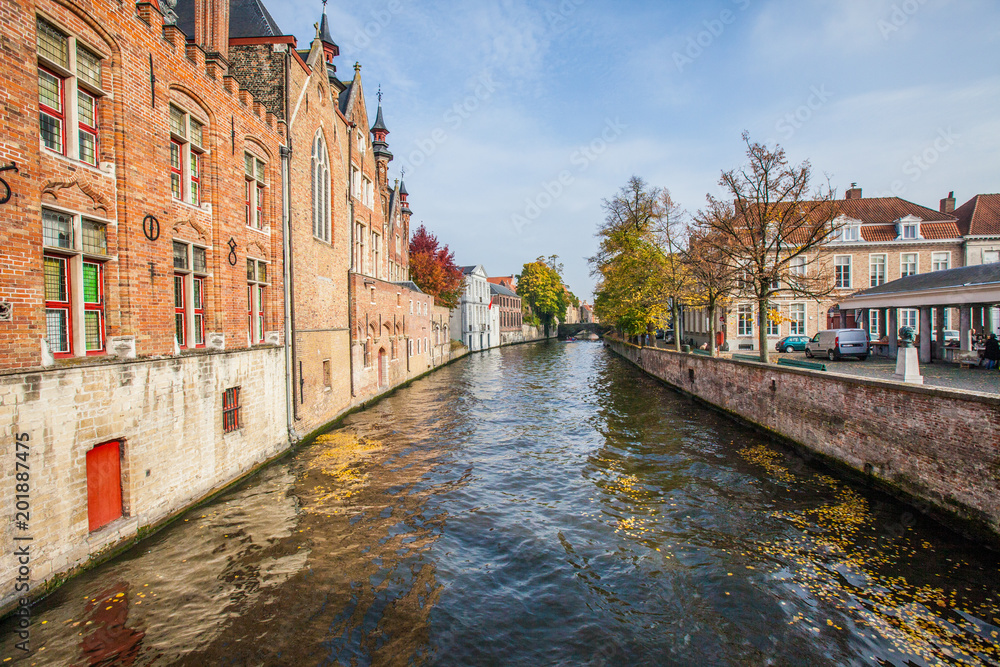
<box><xmin>3</xmin><ymin>341</ymin><xmax>1000</xmax><ymax>666</ymax></box>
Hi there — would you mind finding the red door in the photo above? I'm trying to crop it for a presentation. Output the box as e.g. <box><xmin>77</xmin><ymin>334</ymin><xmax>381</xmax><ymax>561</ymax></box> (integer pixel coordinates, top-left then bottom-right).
<box><xmin>87</xmin><ymin>441</ymin><xmax>122</xmax><ymax>532</ymax></box>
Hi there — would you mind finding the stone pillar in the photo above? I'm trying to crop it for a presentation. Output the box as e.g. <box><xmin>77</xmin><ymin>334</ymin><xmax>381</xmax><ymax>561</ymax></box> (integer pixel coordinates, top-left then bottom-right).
<box><xmin>987</xmin><ymin>307</ymin><xmax>996</xmax><ymax>336</ymax></box>
<box><xmin>888</xmin><ymin>308</ymin><xmax>898</xmax><ymax>358</ymax></box>
<box><xmin>960</xmin><ymin>306</ymin><xmax>973</xmax><ymax>352</ymax></box>
<box><xmin>934</xmin><ymin>306</ymin><xmax>945</xmax><ymax>362</ymax></box>
<box><xmin>919</xmin><ymin>306</ymin><xmax>932</xmax><ymax>363</ymax></box>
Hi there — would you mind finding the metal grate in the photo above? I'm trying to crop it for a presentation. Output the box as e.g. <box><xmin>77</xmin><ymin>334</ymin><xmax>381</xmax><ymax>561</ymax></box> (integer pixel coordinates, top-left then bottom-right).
<box><xmin>84</xmin><ymin>310</ymin><xmax>101</xmax><ymax>351</ymax></box>
<box><xmin>169</xmin><ymin>105</ymin><xmax>185</xmax><ymax>137</ymax></box>
<box><xmin>76</xmin><ymin>45</ymin><xmax>101</xmax><ymax>88</ymax></box>
<box><xmin>173</xmin><ymin>241</ymin><xmax>187</xmax><ymax>269</ymax></box>
<box><xmin>36</xmin><ymin>19</ymin><xmax>68</xmax><ymax>67</ymax></box>
<box><xmin>44</xmin><ymin>256</ymin><xmax>66</xmax><ymax>301</ymax></box>
<box><xmin>193</xmin><ymin>246</ymin><xmax>206</xmax><ymax>273</ymax></box>
<box><xmin>43</xmin><ymin>210</ymin><xmax>73</xmax><ymax>248</ymax></box>
<box><xmin>222</xmin><ymin>387</ymin><xmax>241</xmax><ymax>432</ymax></box>
<box><xmin>46</xmin><ymin>309</ymin><xmax>69</xmax><ymax>353</ymax></box>
<box><xmin>82</xmin><ymin>220</ymin><xmax>106</xmax><ymax>255</ymax></box>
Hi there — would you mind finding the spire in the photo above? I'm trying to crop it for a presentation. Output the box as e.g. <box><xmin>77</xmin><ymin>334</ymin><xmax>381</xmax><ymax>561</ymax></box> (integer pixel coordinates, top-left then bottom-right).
<box><xmin>399</xmin><ymin>171</ymin><xmax>411</xmax><ymax>215</ymax></box>
<box><xmin>319</xmin><ymin>0</ymin><xmax>339</xmax><ymax>64</ymax></box>
<box><xmin>371</xmin><ymin>86</ymin><xmax>393</xmax><ymax>164</ymax></box>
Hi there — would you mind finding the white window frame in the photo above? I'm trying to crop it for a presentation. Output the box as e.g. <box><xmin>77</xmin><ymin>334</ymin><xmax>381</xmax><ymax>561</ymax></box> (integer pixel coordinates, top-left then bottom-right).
<box><xmin>36</xmin><ymin>16</ymin><xmax>107</xmax><ymax>166</ymax></box>
<box><xmin>982</xmin><ymin>250</ymin><xmax>999</xmax><ymax>265</ymax></box>
<box><xmin>311</xmin><ymin>132</ymin><xmax>331</xmax><ymax>242</ymax></box>
<box><xmin>834</xmin><ymin>255</ymin><xmax>852</xmax><ymax>289</ymax></box>
<box><xmin>789</xmin><ymin>303</ymin><xmax>806</xmax><ymax>336</ymax></box>
<box><xmin>901</xmin><ymin>308</ymin><xmax>918</xmax><ymax>331</ymax></box>
<box><xmin>173</xmin><ymin>239</ymin><xmax>210</xmax><ymax>349</ymax></box>
<box><xmin>42</xmin><ymin>207</ymin><xmax>109</xmax><ymax>357</ymax></box>
<box><xmin>931</xmin><ymin>251</ymin><xmax>950</xmax><ymax>272</ymax></box>
<box><xmin>247</xmin><ymin>258</ymin><xmax>268</xmax><ymax>345</ymax></box>
<box><xmin>737</xmin><ymin>304</ymin><xmax>753</xmax><ymax>337</ymax></box>
<box><xmin>900</xmin><ymin>252</ymin><xmax>918</xmax><ymax>278</ymax></box>
<box><xmin>868</xmin><ymin>309</ymin><xmax>880</xmax><ymax>338</ymax></box>
<box><xmin>869</xmin><ymin>253</ymin><xmax>886</xmax><ymax>287</ymax></box>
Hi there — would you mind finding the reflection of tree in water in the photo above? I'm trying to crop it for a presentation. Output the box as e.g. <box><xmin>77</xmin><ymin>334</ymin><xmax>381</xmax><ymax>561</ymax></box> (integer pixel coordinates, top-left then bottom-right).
<box><xmin>181</xmin><ymin>428</ymin><xmax>452</xmax><ymax>666</ymax></box>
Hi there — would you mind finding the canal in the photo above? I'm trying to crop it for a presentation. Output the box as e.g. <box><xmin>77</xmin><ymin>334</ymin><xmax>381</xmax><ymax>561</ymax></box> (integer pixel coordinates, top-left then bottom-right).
<box><xmin>3</xmin><ymin>341</ymin><xmax>999</xmax><ymax>666</ymax></box>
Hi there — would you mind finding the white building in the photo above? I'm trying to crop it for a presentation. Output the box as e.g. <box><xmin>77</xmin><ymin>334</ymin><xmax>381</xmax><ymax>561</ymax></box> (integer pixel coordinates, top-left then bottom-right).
<box><xmin>450</xmin><ymin>265</ymin><xmax>494</xmax><ymax>351</ymax></box>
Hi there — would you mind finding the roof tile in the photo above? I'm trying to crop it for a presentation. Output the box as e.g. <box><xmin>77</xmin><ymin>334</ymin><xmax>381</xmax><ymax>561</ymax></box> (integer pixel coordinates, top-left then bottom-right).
<box><xmin>953</xmin><ymin>194</ymin><xmax>1000</xmax><ymax>236</ymax></box>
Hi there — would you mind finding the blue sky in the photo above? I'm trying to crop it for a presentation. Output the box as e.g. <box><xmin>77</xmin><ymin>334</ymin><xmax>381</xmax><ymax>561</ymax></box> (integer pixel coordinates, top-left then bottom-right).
<box><xmin>269</xmin><ymin>0</ymin><xmax>1000</xmax><ymax>300</ymax></box>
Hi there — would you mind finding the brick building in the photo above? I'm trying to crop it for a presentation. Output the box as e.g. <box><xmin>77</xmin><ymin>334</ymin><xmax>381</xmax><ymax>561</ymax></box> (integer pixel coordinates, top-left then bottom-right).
<box><xmin>685</xmin><ymin>188</ymin><xmax>965</xmax><ymax>350</ymax></box>
<box><xmin>0</xmin><ymin>0</ymin><xmax>289</xmax><ymax>605</ymax></box>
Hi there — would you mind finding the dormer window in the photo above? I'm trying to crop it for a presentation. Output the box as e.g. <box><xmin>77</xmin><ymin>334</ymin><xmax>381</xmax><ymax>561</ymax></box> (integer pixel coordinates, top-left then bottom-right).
<box><xmin>841</xmin><ymin>225</ymin><xmax>860</xmax><ymax>242</ymax></box>
<box><xmin>902</xmin><ymin>223</ymin><xmax>917</xmax><ymax>239</ymax></box>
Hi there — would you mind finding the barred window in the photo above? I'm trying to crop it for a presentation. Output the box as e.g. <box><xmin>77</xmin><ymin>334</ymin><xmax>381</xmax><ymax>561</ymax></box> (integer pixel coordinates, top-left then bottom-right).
<box><xmin>82</xmin><ymin>220</ymin><xmax>107</xmax><ymax>255</ymax></box>
<box><xmin>36</xmin><ymin>17</ymin><xmax>104</xmax><ymax>163</ymax></box>
<box><xmin>43</xmin><ymin>210</ymin><xmax>73</xmax><ymax>248</ymax></box>
<box><xmin>222</xmin><ymin>387</ymin><xmax>241</xmax><ymax>433</ymax></box>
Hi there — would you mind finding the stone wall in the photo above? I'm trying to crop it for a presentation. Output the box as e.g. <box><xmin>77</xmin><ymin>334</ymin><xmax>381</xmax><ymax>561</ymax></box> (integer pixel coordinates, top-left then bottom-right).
<box><xmin>0</xmin><ymin>348</ymin><xmax>288</xmax><ymax>608</ymax></box>
<box><xmin>605</xmin><ymin>338</ymin><xmax>1000</xmax><ymax>544</ymax></box>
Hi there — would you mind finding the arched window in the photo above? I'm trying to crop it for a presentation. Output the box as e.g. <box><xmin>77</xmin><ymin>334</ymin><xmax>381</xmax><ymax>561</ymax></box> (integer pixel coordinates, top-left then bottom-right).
<box><xmin>311</xmin><ymin>131</ymin><xmax>331</xmax><ymax>242</ymax></box>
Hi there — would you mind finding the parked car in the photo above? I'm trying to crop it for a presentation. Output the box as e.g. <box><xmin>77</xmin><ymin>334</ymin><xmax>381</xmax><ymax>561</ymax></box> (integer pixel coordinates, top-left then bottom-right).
<box><xmin>775</xmin><ymin>335</ymin><xmax>810</xmax><ymax>353</ymax></box>
<box><xmin>805</xmin><ymin>329</ymin><xmax>869</xmax><ymax>361</ymax></box>
<box><xmin>931</xmin><ymin>330</ymin><xmax>960</xmax><ymax>346</ymax></box>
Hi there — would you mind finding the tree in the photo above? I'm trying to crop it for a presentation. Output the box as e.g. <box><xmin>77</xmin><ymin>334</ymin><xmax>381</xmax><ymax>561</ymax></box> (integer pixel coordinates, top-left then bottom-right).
<box><xmin>517</xmin><ymin>257</ymin><xmax>568</xmax><ymax>330</ymax></box>
<box><xmin>589</xmin><ymin>176</ymin><xmax>691</xmax><ymax>346</ymax></box>
<box><xmin>683</xmin><ymin>223</ymin><xmax>739</xmax><ymax>356</ymax></box>
<box><xmin>696</xmin><ymin>134</ymin><xmax>839</xmax><ymax>362</ymax></box>
<box><xmin>408</xmin><ymin>225</ymin><xmax>464</xmax><ymax>309</ymax></box>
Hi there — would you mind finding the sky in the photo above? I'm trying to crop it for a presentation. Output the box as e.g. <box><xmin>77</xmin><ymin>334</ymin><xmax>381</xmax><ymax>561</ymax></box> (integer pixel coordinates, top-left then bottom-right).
<box><xmin>267</xmin><ymin>0</ymin><xmax>1000</xmax><ymax>301</ymax></box>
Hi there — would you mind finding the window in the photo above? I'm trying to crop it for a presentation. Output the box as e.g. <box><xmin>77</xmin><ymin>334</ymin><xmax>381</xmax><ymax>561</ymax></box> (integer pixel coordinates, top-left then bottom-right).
<box><xmin>931</xmin><ymin>252</ymin><xmax>950</xmax><ymax>272</ymax></box>
<box><xmin>36</xmin><ymin>18</ymin><xmax>104</xmax><ymax>164</ymax></box>
<box><xmin>173</xmin><ymin>241</ymin><xmax>208</xmax><ymax>348</ymax></box>
<box><xmin>840</xmin><ymin>225</ymin><xmax>860</xmax><ymax>242</ymax></box>
<box><xmin>168</xmin><ymin>104</ymin><xmax>205</xmax><ymax>205</ymax></box>
<box><xmin>901</xmin><ymin>309</ymin><xmax>918</xmax><ymax>331</ymax></box>
<box><xmin>408</xmin><ymin>338</ymin><xmax>413</xmax><ymax>357</ymax></box>
<box><xmin>900</xmin><ymin>253</ymin><xmax>918</xmax><ymax>278</ymax></box>
<box><xmin>789</xmin><ymin>303</ymin><xmax>805</xmax><ymax>335</ymax></box>
<box><xmin>371</xmin><ymin>230</ymin><xmax>380</xmax><ymax>279</ymax></box>
<box><xmin>351</xmin><ymin>166</ymin><xmax>361</xmax><ymax>200</ymax></box>
<box><xmin>86</xmin><ymin>440</ymin><xmax>122</xmax><ymax>532</ymax></box>
<box><xmin>835</xmin><ymin>256</ymin><xmax>851</xmax><ymax>289</ymax></box>
<box><xmin>983</xmin><ymin>250</ymin><xmax>999</xmax><ymax>265</ymax></box>
<box><xmin>363</xmin><ymin>176</ymin><xmax>373</xmax><ymax>209</ymax></box>
<box><xmin>222</xmin><ymin>386</ymin><xmax>241</xmax><ymax>433</ymax></box>
<box><xmin>311</xmin><ymin>133</ymin><xmax>331</xmax><ymax>242</ymax></box>
<box><xmin>766</xmin><ymin>307</ymin><xmax>780</xmax><ymax>337</ymax></box>
<box><xmin>247</xmin><ymin>258</ymin><xmax>268</xmax><ymax>344</ymax></box>
<box><xmin>738</xmin><ymin>304</ymin><xmax>753</xmax><ymax>337</ymax></box>
<box><xmin>869</xmin><ymin>309</ymin><xmax>880</xmax><ymax>338</ymax></box>
<box><xmin>901</xmin><ymin>223</ymin><xmax>918</xmax><ymax>239</ymax></box>
<box><xmin>245</xmin><ymin>152</ymin><xmax>266</xmax><ymax>230</ymax></box>
<box><xmin>409</xmin><ymin>299</ymin><xmax>413</xmax><ymax>314</ymax></box>
<box><xmin>43</xmin><ymin>209</ymin><xmax>108</xmax><ymax>357</ymax></box>
<box><xmin>355</xmin><ymin>222</ymin><xmax>365</xmax><ymax>273</ymax></box>
<box><xmin>789</xmin><ymin>255</ymin><xmax>806</xmax><ymax>279</ymax></box>
<box><xmin>357</xmin><ymin>129</ymin><xmax>366</xmax><ymax>156</ymax></box>
<box><xmin>869</xmin><ymin>254</ymin><xmax>886</xmax><ymax>287</ymax></box>
<box><xmin>323</xmin><ymin>359</ymin><xmax>331</xmax><ymax>389</ymax></box>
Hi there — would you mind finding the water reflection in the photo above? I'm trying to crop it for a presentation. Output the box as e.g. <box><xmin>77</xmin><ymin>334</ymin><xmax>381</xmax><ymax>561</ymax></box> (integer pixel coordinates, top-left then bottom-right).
<box><xmin>1</xmin><ymin>341</ymin><xmax>998</xmax><ymax>666</ymax></box>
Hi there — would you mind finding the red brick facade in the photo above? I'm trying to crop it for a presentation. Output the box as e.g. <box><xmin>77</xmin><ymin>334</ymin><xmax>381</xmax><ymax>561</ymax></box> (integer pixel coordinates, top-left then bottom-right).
<box><xmin>0</xmin><ymin>0</ymin><xmax>285</xmax><ymax>371</ymax></box>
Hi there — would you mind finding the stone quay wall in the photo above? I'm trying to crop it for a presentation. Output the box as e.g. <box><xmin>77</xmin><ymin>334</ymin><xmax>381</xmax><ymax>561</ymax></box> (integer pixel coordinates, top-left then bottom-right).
<box><xmin>0</xmin><ymin>348</ymin><xmax>287</xmax><ymax>608</ymax></box>
<box><xmin>605</xmin><ymin>338</ymin><xmax>1000</xmax><ymax>544</ymax></box>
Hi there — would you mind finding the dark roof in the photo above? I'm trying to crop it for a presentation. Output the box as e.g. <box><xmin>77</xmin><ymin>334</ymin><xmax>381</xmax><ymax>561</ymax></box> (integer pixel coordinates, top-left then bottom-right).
<box><xmin>392</xmin><ymin>281</ymin><xmax>424</xmax><ymax>294</ymax></box>
<box><xmin>954</xmin><ymin>194</ymin><xmax>1000</xmax><ymax>236</ymax></box>
<box><xmin>318</xmin><ymin>9</ymin><xmax>337</xmax><ymax>49</ymax></box>
<box><xmin>174</xmin><ymin>0</ymin><xmax>282</xmax><ymax>39</ymax></box>
<box><xmin>371</xmin><ymin>104</ymin><xmax>388</xmax><ymax>133</ymax></box>
<box><xmin>490</xmin><ymin>283</ymin><xmax>518</xmax><ymax>298</ymax></box>
<box><xmin>845</xmin><ymin>263</ymin><xmax>1000</xmax><ymax>298</ymax></box>
<box><xmin>338</xmin><ymin>83</ymin><xmax>352</xmax><ymax>114</ymax></box>
<box><xmin>460</xmin><ymin>265</ymin><xmax>479</xmax><ymax>275</ymax></box>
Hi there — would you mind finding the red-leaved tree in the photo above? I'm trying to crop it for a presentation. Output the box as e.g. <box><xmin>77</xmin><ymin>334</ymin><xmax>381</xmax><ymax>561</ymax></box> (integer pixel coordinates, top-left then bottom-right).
<box><xmin>408</xmin><ymin>225</ymin><xmax>464</xmax><ymax>309</ymax></box>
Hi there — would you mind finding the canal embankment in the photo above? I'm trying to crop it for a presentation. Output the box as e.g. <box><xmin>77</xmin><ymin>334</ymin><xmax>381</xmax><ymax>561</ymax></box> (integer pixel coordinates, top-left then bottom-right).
<box><xmin>605</xmin><ymin>337</ymin><xmax>1000</xmax><ymax>547</ymax></box>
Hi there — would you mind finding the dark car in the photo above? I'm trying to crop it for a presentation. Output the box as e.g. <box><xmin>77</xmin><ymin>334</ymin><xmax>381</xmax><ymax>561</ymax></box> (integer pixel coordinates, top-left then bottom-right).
<box><xmin>775</xmin><ymin>335</ymin><xmax>810</xmax><ymax>353</ymax></box>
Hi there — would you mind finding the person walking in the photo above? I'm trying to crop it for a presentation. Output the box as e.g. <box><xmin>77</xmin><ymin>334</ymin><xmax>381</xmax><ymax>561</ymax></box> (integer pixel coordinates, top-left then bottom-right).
<box><xmin>985</xmin><ymin>333</ymin><xmax>1000</xmax><ymax>370</ymax></box>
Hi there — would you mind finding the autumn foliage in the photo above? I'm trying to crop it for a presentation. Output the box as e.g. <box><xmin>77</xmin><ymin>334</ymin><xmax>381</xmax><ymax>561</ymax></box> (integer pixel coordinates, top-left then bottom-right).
<box><xmin>408</xmin><ymin>225</ymin><xmax>464</xmax><ymax>309</ymax></box>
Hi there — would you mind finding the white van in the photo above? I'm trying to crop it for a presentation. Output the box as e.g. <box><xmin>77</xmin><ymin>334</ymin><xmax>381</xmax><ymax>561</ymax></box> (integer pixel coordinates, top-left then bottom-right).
<box><xmin>805</xmin><ymin>328</ymin><xmax>869</xmax><ymax>361</ymax></box>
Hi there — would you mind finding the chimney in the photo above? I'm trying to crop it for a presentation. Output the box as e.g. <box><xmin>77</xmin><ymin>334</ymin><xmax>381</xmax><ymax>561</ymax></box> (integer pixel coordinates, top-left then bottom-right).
<box><xmin>845</xmin><ymin>183</ymin><xmax>862</xmax><ymax>200</ymax></box>
<box><xmin>194</xmin><ymin>0</ymin><xmax>230</xmax><ymax>63</ymax></box>
<box><xmin>940</xmin><ymin>191</ymin><xmax>956</xmax><ymax>214</ymax></box>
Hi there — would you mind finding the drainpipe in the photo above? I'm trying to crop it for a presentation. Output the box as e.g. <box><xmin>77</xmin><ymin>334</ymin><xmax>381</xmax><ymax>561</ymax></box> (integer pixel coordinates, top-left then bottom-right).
<box><xmin>348</xmin><ymin>121</ymin><xmax>357</xmax><ymax>397</ymax></box>
<box><xmin>282</xmin><ymin>50</ymin><xmax>299</xmax><ymax>435</ymax></box>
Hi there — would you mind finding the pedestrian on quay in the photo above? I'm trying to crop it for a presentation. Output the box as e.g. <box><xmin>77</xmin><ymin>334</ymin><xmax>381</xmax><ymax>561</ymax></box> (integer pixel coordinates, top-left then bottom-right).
<box><xmin>984</xmin><ymin>334</ymin><xmax>1000</xmax><ymax>370</ymax></box>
